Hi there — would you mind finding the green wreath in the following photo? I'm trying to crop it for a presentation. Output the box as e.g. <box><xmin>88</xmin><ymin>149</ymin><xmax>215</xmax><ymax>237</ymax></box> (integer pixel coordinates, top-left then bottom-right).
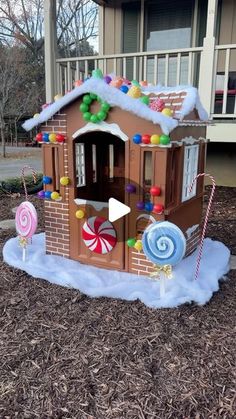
<box><xmin>79</xmin><ymin>93</ymin><xmax>110</xmax><ymax>123</ymax></box>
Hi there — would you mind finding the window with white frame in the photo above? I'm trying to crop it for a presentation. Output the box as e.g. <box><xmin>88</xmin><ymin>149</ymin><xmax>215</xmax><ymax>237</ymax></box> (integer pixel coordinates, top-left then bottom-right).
<box><xmin>76</xmin><ymin>143</ymin><xmax>86</xmax><ymax>187</ymax></box>
<box><xmin>182</xmin><ymin>144</ymin><xmax>199</xmax><ymax>202</ymax></box>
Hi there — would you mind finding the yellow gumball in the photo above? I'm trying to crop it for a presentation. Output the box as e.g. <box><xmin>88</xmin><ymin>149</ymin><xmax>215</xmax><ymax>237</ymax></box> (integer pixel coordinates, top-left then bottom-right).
<box><xmin>60</xmin><ymin>176</ymin><xmax>70</xmax><ymax>186</ymax></box>
<box><xmin>127</xmin><ymin>86</ymin><xmax>142</xmax><ymax>99</ymax></box>
<box><xmin>150</xmin><ymin>134</ymin><xmax>160</xmax><ymax>145</ymax></box>
<box><xmin>33</xmin><ymin>113</ymin><xmax>40</xmax><ymax>118</ymax></box>
<box><xmin>76</xmin><ymin>210</ymin><xmax>85</xmax><ymax>219</ymax></box>
<box><xmin>49</xmin><ymin>133</ymin><xmax>57</xmax><ymax>143</ymax></box>
<box><xmin>54</xmin><ymin>94</ymin><xmax>63</xmax><ymax>101</ymax></box>
<box><xmin>134</xmin><ymin>240</ymin><xmax>143</xmax><ymax>252</ymax></box>
<box><xmin>51</xmin><ymin>191</ymin><xmax>60</xmax><ymax>200</ymax></box>
<box><xmin>162</xmin><ymin>108</ymin><xmax>173</xmax><ymax>117</ymax></box>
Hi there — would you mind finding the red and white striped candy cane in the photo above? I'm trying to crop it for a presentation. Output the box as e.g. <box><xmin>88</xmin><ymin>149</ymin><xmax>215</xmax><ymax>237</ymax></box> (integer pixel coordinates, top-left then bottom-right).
<box><xmin>21</xmin><ymin>166</ymin><xmax>37</xmax><ymax>201</ymax></box>
<box><xmin>189</xmin><ymin>173</ymin><xmax>216</xmax><ymax>280</ymax></box>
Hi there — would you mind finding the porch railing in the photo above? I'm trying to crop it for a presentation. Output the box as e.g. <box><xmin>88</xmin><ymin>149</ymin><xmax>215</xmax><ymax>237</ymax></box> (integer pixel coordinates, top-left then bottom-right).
<box><xmin>56</xmin><ymin>44</ymin><xmax>236</xmax><ymax>119</ymax></box>
<box><xmin>56</xmin><ymin>47</ymin><xmax>203</xmax><ymax>93</ymax></box>
<box><xmin>211</xmin><ymin>44</ymin><xmax>236</xmax><ymax>118</ymax></box>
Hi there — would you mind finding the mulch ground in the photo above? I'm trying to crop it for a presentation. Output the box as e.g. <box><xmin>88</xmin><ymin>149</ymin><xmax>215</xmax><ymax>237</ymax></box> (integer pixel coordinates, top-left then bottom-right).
<box><xmin>0</xmin><ymin>187</ymin><xmax>236</xmax><ymax>418</ymax></box>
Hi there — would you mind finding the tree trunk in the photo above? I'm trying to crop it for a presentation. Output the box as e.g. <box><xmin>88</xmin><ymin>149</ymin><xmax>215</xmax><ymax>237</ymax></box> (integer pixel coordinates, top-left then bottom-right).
<box><xmin>1</xmin><ymin>123</ymin><xmax>6</xmax><ymax>158</ymax></box>
<box><xmin>14</xmin><ymin>119</ymin><xmax>18</xmax><ymax>146</ymax></box>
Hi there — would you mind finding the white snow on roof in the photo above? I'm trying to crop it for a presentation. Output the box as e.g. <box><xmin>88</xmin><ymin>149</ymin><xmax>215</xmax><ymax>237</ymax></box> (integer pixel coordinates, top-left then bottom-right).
<box><xmin>22</xmin><ymin>78</ymin><xmax>208</xmax><ymax>134</ymax></box>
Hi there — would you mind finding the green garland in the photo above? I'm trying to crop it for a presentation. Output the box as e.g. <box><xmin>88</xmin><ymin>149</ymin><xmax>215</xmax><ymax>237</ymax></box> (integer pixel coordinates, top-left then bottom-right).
<box><xmin>79</xmin><ymin>93</ymin><xmax>110</xmax><ymax>123</ymax></box>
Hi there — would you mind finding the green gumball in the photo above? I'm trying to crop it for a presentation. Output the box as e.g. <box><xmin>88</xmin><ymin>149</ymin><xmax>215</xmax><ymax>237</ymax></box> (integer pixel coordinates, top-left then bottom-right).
<box><xmin>160</xmin><ymin>134</ymin><xmax>170</xmax><ymax>145</ymax></box>
<box><xmin>92</xmin><ymin>69</ymin><xmax>103</xmax><ymax>79</ymax></box>
<box><xmin>90</xmin><ymin>93</ymin><xmax>97</xmax><ymax>100</ymax></box>
<box><xmin>97</xmin><ymin>110</ymin><xmax>107</xmax><ymax>121</ymax></box>
<box><xmin>80</xmin><ymin>103</ymin><xmax>89</xmax><ymax>112</ymax></box>
<box><xmin>90</xmin><ymin>114</ymin><xmax>99</xmax><ymax>123</ymax></box>
<box><xmin>140</xmin><ymin>95</ymin><xmax>150</xmax><ymax>105</ymax></box>
<box><xmin>127</xmin><ymin>238</ymin><xmax>136</xmax><ymax>247</ymax></box>
<box><xmin>83</xmin><ymin>112</ymin><xmax>91</xmax><ymax>121</ymax></box>
<box><xmin>132</xmin><ymin>80</ymin><xmax>140</xmax><ymax>87</ymax></box>
<box><xmin>101</xmin><ymin>102</ymin><xmax>110</xmax><ymax>112</ymax></box>
<box><xmin>83</xmin><ymin>94</ymin><xmax>92</xmax><ymax>105</ymax></box>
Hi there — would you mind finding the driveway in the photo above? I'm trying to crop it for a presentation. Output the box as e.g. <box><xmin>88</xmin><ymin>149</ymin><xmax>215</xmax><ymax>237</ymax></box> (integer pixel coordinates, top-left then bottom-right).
<box><xmin>0</xmin><ymin>147</ymin><xmax>42</xmax><ymax>180</ymax></box>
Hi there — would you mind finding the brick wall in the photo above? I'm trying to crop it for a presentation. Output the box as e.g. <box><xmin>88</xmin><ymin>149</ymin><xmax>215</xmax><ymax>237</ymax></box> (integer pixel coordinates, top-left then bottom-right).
<box><xmin>41</xmin><ymin>112</ymin><xmax>70</xmax><ymax>258</ymax></box>
<box><xmin>185</xmin><ymin>227</ymin><xmax>201</xmax><ymax>257</ymax></box>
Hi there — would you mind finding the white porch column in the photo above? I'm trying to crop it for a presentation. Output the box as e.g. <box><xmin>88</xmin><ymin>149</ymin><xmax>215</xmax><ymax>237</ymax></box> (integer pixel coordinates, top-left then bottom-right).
<box><xmin>44</xmin><ymin>0</ymin><xmax>57</xmax><ymax>103</ymax></box>
<box><xmin>198</xmin><ymin>0</ymin><xmax>218</xmax><ymax>117</ymax></box>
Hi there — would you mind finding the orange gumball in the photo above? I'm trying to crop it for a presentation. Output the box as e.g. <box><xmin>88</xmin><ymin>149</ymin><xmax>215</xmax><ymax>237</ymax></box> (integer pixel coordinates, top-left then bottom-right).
<box><xmin>74</xmin><ymin>80</ymin><xmax>83</xmax><ymax>87</ymax></box>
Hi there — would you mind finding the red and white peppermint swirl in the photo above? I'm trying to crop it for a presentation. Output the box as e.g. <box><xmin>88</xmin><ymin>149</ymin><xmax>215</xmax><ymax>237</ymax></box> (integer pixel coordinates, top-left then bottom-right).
<box><xmin>82</xmin><ymin>216</ymin><xmax>117</xmax><ymax>254</ymax></box>
<box><xmin>15</xmin><ymin>201</ymin><xmax>38</xmax><ymax>239</ymax></box>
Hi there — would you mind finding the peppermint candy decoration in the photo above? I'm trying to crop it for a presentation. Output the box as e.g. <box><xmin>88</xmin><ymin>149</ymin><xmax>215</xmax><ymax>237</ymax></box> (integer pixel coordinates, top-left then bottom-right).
<box><xmin>15</xmin><ymin>201</ymin><xmax>38</xmax><ymax>239</ymax></box>
<box><xmin>142</xmin><ymin>221</ymin><xmax>186</xmax><ymax>266</ymax></box>
<box><xmin>82</xmin><ymin>216</ymin><xmax>117</xmax><ymax>254</ymax></box>
<box><xmin>149</xmin><ymin>98</ymin><xmax>165</xmax><ymax>112</ymax></box>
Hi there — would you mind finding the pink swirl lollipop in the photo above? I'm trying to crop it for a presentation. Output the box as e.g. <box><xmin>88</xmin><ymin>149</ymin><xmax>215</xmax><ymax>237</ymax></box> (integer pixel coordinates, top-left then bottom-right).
<box><xmin>15</xmin><ymin>201</ymin><xmax>38</xmax><ymax>239</ymax></box>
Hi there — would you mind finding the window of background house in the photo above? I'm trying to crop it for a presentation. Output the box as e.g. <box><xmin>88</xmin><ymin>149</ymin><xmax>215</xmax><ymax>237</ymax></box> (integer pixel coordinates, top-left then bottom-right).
<box><xmin>182</xmin><ymin>144</ymin><xmax>199</xmax><ymax>202</ymax></box>
<box><xmin>122</xmin><ymin>1</ymin><xmax>140</xmax><ymax>80</ymax></box>
<box><xmin>76</xmin><ymin>143</ymin><xmax>86</xmax><ymax>187</ymax></box>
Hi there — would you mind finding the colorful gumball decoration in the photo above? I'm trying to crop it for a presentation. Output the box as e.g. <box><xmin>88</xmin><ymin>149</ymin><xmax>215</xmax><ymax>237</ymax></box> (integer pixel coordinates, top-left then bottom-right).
<box><xmin>76</xmin><ymin>209</ymin><xmax>85</xmax><ymax>219</ymax></box>
<box><xmin>110</xmin><ymin>78</ymin><xmax>123</xmax><ymax>88</ymax></box>
<box><xmin>127</xmin><ymin>238</ymin><xmax>136</xmax><ymax>248</ymax></box>
<box><xmin>49</xmin><ymin>133</ymin><xmax>57</xmax><ymax>143</ymax></box>
<box><xmin>150</xmin><ymin>186</ymin><xmax>161</xmax><ymax>196</ymax></box>
<box><xmin>37</xmin><ymin>190</ymin><xmax>45</xmax><ymax>199</ymax></box>
<box><xmin>120</xmin><ymin>85</ymin><xmax>129</xmax><ymax>94</ymax></box>
<box><xmin>33</xmin><ymin>113</ymin><xmax>40</xmax><ymax>118</ymax></box>
<box><xmin>92</xmin><ymin>69</ymin><xmax>103</xmax><ymax>79</ymax></box>
<box><xmin>51</xmin><ymin>191</ymin><xmax>61</xmax><ymax>201</ymax></box>
<box><xmin>134</xmin><ymin>240</ymin><xmax>143</xmax><ymax>252</ymax></box>
<box><xmin>82</xmin><ymin>216</ymin><xmax>117</xmax><ymax>254</ymax></box>
<box><xmin>127</xmin><ymin>86</ymin><xmax>142</xmax><ymax>98</ymax></box>
<box><xmin>104</xmin><ymin>75</ymin><xmax>112</xmax><ymax>84</ymax></box>
<box><xmin>44</xmin><ymin>191</ymin><xmax>52</xmax><ymax>199</ymax></box>
<box><xmin>126</xmin><ymin>184</ymin><xmax>136</xmax><ymax>193</ymax></box>
<box><xmin>74</xmin><ymin>80</ymin><xmax>83</xmax><ymax>87</ymax></box>
<box><xmin>43</xmin><ymin>133</ymin><xmax>49</xmax><ymax>143</ymax></box>
<box><xmin>43</xmin><ymin>176</ymin><xmax>52</xmax><ymax>185</ymax></box>
<box><xmin>142</xmin><ymin>134</ymin><xmax>151</xmax><ymax>144</ymax></box>
<box><xmin>150</xmin><ymin>134</ymin><xmax>160</xmax><ymax>145</ymax></box>
<box><xmin>36</xmin><ymin>133</ymin><xmax>43</xmax><ymax>143</ymax></box>
<box><xmin>145</xmin><ymin>202</ymin><xmax>153</xmax><ymax>212</ymax></box>
<box><xmin>140</xmin><ymin>95</ymin><xmax>150</xmax><ymax>105</ymax></box>
<box><xmin>133</xmin><ymin>134</ymin><xmax>142</xmax><ymax>144</ymax></box>
<box><xmin>162</xmin><ymin>108</ymin><xmax>173</xmax><ymax>117</ymax></box>
<box><xmin>136</xmin><ymin>201</ymin><xmax>145</xmax><ymax>210</ymax></box>
<box><xmin>54</xmin><ymin>94</ymin><xmax>63</xmax><ymax>101</ymax></box>
<box><xmin>153</xmin><ymin>204</ymin><xmax>164</xmax><ymax>214</ymax></box>
<box><xmin>15</xmin><ymin>166</ymin><xmax>38</xmax><ymax>262</ymax></box>
<box><xmin>160</xmin><ymin>134</ymin><xmax>170</xmax><ymax>145</ymax></box>
<box><xmin>140</xmin><ymin>81</ymin><xmax>148</xmax><ymax>87</ymax></box>
<box><xmin>60</xmin><ymin>176</ymin><xmax>70</xmax><ymax>186</ymax></box>
<box><xmin>56</xmin><ymin>134</ymin><xmax>65</xmax><ymax>143</ymax></box>
<box><xmin>131</xmin><ymin>80</ymin><xmax>140</xmax><ymax>87</ymax></box>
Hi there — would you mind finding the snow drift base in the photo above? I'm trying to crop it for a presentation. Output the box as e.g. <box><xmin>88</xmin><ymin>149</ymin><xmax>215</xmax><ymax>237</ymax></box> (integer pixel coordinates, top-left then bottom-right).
<box><xmin>3</xmin><ymin>233</ymin><xmax>230</xmax><ymax>309</ymax></box>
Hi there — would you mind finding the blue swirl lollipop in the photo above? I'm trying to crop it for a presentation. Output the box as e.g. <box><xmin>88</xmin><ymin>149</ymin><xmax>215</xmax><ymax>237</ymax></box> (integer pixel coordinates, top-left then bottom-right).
<box><xmin>142</xmin><ymin>221</ymin><xmax>186</xmax><ymax>266</ymax></box>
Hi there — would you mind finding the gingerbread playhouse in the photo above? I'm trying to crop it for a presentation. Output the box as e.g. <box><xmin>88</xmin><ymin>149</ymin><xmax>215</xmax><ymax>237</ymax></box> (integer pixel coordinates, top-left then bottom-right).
<box><xmin>23</xmin><ymin>74</ymin><xmax>208</xmax><ymax>276</ymax></box>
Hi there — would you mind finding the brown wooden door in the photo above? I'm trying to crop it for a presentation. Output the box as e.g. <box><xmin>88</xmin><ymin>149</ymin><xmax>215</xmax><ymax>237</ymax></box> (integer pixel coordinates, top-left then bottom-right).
<box><xmin>69</xmin><ymin>132</ymin><xmax>126</xmax><ymax>271</ymax></box>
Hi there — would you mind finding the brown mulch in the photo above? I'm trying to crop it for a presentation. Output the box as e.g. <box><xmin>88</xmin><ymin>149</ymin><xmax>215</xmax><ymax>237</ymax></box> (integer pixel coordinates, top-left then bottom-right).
<box><xmin>0</xmin><ymin>187</ymin><xmax>236</xmax><ymax>418</ymax></box>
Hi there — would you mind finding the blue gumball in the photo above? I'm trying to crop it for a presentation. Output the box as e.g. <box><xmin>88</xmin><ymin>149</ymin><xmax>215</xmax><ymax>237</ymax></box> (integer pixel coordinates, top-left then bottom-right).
<box><xmin>44</xmin><ymin>191</ymin><xmax>52</xmax><ymax>199</ymax></box>
<box><xmin>120</xmin><ymin>85</ymin><xmax>129</xmax><ymax>94</ymax></box>
<box><xmin>43</xmin><ymin>176</ymin><xmax>52</xmax><ymax>184</ymax></box>
<box><xmin>43</xmin><ymin>133</ymin><xmax>49</xmax><ymax>142</ymax></box>
<box><xmin>133</xmin><ymin>133</ymin><xmax>142</xmax><ymax>144</ymax></box>
<box><xmin>145</xmin><ymin>202</ymin><xmax>153</xmax><ymax>212</ymax></box>
<box><xmin>142</xmin><ymin>221</ymin><xmax>186</xmax><ymax>266</ymax></box>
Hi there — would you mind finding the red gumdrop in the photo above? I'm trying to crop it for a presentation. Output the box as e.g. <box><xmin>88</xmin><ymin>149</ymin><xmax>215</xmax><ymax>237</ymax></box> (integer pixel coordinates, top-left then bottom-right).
<box><xmin>153</xmin><ymin>204</ymin><xmax>164</xmax><ymax>214</ymax></box>
<box><xmin>150</xmin><ymin>186</ymin><xmax>161</xmax><ymax>196</ymax></box>
<box><xmin>142</xmin><ymin>134</ymin><xmax>151</xmax><ymax>144</ymax></box>
<box><xmin>36</xmin><ymin>133</ymin><xmax>43</xmax><ymax>142</ymax></box>
<box><xmin>56</xmin><ymin>134</ymin><xmax>65</xmax><ymax>143</ymax></box>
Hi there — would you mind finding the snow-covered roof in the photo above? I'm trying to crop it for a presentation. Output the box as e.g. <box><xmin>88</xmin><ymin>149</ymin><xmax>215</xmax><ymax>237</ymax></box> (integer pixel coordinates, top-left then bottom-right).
<box><xmin>22</xmin><ymin>77</ymin><xmax>208</xmax><ymax>135</ymax></box>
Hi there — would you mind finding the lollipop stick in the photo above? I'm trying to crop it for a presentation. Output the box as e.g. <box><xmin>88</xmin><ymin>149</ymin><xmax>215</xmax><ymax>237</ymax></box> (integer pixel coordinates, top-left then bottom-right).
<box><xmin>22</xmin><ymin>246</ymin><xmax>26</xmax><ymax>262</ymax></box>
<box><xmin>160</xmin><ymin>273</ymin><xmax>166</xmax><ymax>298</ymax></box>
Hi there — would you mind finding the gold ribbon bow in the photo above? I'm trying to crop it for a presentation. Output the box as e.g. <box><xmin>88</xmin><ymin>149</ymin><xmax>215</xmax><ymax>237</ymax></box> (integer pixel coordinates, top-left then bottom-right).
<box><xmin>150</xmin><ymin>264</ymin><xmax>173</xmax><ymax>280</ymax></box>
<box><xmin>19</xmin><ymin>237</ymin><xmax>28</xmax><ymax>248</ymax></box>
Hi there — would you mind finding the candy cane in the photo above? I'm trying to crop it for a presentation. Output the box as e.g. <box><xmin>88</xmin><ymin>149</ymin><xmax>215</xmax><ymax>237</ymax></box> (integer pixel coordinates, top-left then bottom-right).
<box><xmin>21</xmin><ymin>166</ymin><xmax>37</xmax><ymax>201</ymax></box>
<box><xmin>189</xmin><ymin>173</ymin><xmax>216</xmax><ymax>280</ymax></box>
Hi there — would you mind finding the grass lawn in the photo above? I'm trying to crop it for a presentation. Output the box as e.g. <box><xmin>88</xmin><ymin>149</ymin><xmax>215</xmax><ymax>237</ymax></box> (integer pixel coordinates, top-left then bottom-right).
<box><xmin>0</xmin><ymin>187</ymin><xmax>236</xmax><ymax>418</ymax></box>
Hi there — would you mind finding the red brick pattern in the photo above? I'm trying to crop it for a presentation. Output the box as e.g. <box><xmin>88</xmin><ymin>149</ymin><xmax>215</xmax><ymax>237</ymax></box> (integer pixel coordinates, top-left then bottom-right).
<box><xmin>185</xmin><ymin>227</ymin><xmax>201</xmax><ymax>257</ymax></box>
<box><xmin>42</xmin><ymin>112</ymin><xmax>71</xmax><ymax>258</ymax></box>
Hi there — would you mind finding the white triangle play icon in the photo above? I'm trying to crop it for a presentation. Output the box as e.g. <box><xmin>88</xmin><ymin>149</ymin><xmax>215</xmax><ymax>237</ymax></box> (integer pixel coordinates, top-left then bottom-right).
<box><xmin>108</xmin><ymin>198</ymin><xmax>131</xmax><ymax>222</ymax></box>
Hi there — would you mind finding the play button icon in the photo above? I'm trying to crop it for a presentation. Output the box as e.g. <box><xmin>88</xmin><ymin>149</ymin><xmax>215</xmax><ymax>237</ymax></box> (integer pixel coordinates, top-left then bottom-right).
<box><xmin>108</xmin><ymin>198</ymin><xmax>131</xmax><ymax>222</ymax></box>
